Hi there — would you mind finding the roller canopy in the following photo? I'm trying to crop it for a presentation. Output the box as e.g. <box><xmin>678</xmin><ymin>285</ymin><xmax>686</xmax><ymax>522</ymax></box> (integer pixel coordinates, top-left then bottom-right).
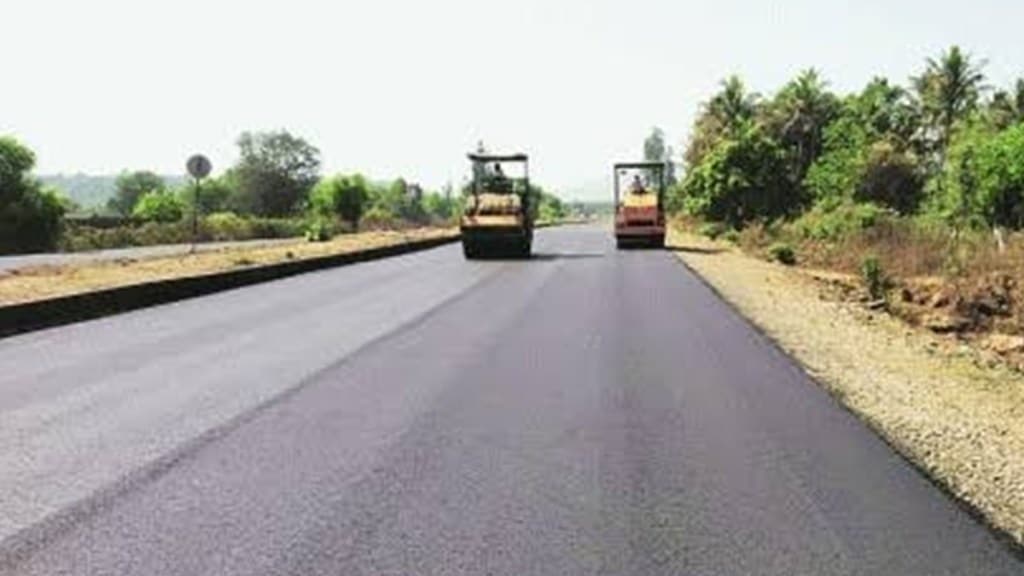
<box><xmin>615</xmin><ymin>162</ymin><xmax>666</xmax><ymax>171</ymax></box>
<box><xmin>468</xmin><ymin>153</ymin><xmax>529</xmax><ymax>162</ymax></box>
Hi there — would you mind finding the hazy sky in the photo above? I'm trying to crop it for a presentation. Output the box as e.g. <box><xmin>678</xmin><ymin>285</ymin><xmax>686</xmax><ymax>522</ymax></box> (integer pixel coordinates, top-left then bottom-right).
<box><xmin>3</xmin><ymin>0</ymin><xmax>1022</xmax><ymax>199</ymax></box>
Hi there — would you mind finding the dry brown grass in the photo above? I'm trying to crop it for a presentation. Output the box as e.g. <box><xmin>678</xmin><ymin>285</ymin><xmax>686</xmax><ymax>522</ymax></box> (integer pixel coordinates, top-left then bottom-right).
<box><xmin>670</xmin><ymin>228</ymin><xmax>1024</xmax><ymax>546</ymax></box>
<box><xmin>0</xmin><ymin>228</ymin><xmax>457</xmax><ymax>306</ymax></box>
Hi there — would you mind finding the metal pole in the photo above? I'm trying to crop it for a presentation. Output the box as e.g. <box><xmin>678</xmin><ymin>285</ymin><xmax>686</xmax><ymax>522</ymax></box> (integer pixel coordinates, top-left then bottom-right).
<box><xmin>191</xmin><ymin>177</ymin><xmax>201</xmax><ymax>253</ymax></box>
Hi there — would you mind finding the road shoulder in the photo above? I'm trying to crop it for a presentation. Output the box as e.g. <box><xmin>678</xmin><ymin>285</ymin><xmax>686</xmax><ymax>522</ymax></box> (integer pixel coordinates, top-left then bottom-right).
<box><xmin>670</xmin><ymin>230</ymin><xmax>1024</xmax><ymax>548</ymax></box>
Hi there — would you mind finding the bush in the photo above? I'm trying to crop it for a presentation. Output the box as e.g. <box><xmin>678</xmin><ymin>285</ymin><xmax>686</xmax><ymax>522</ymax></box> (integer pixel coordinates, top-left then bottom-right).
<box><xmin>861</xmin><ymin>255</ymin><xmax>888</xmax><ymax>300</ymax></box>
<box><xmin>204</xmin><ymin>212</ymin><xmax>253</xmax><ymax>241</ymax></box>
<box><xmin>133</xmin><ymin>191</ymin><xmax>185</xmax><ymax>223</ymax></box>
<box><xmin>248</xmin><ymin>217</ymin><xmax>306</xmax><ymax>239</ymax></box>
<box><xmin>304</xmin><ymin>217</ymin><xmax>333</xmax><ymax>242</ymax></box>
<box><xmin>722</xmin><ymin>229</ymin><xmax>740</xmax><ymax>243</ymax></box>
<box><xmin>768</xmin><ymin>242</ymin><xmax>797</xmax><ymax>265</ymax></box>
<box><xmin>361</xmin><ymin>206</ymin><xmax>400</xmax><ymax>230</ymax></box>
<box><xmin>699</xmin><ymin>222</ymin><xmax>727</xmax><ymax>240</ymax></box>
<box><xmin>792</xmin><ymin>201</ymin><xmax>888</xmax><ymax>241</ymax></box>
<box><xmin>310</xmin><ymin>174</ymin><xmax>371</xmax><ymax>229</ymax></box>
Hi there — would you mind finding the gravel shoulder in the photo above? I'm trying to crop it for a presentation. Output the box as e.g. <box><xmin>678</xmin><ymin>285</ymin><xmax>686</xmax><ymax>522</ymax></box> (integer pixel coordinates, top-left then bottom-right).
<box><xmin>0</xmin><ymin>228</ymin><xmax>456</xmax><ymax>306</ymax></box>
<box><xmin>670</xmin><ymin>230</ymin><xmax>1024</xmax><ymax>547</ymax></box>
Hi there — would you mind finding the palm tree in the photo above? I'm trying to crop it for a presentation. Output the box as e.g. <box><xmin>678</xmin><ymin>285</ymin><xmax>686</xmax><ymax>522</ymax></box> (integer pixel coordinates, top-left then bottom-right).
<box><xmin>856</xmin><ymin>77</ymin><xmax>918</xmax><ymax>145</ymax></box>
<box><xmin>707</xmin><ymin>76</ymin><xmax>760</xmax><ymax>133</ymax></box>
<box><xmin>684</xmin><ymin>76</ymin><xmax>760</xmax><ymax>167</ymax></box>
<box><xmin>911</xmin><ymin>46</ymin><xmax>987</xmax><ymax>158</ymax></box>
<box><xmin>767</xmin><ymin>69</ymin><xmax>839</xmax><ymax>184</ymax></box>
<box><xmin>988</xmin><ymin>78</ymin><xmax>1024</xmax><ymax>129</ymax></box>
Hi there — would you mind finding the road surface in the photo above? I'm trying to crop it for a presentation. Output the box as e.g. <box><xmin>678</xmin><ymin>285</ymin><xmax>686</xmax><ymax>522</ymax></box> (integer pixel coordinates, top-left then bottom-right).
<box><xmin>0</xmin><ymin>238</ymin><xmax>299</xmax><ymax>273</ymax></box>
<box><xmin>0</xmin><ymin>226</ymin><xmax>1019</xmax><ymax>575</ymax></box>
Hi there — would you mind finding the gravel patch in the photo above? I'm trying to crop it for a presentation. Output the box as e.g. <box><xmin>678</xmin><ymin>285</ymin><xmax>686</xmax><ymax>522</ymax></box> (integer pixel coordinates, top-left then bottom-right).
<box><xmin>671</xmin><ymin>231</ymin><xmax>1024</xmax><ymax>546</ymax></box>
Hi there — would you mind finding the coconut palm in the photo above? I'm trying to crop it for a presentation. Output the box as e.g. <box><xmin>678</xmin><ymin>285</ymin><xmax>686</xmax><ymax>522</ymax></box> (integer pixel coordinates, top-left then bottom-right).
<box><xmin>911</xmin><ymin>46</ymin><xmax>987</xmax><ymax>157</ymax></box>
<box><xmin>684</xmin><ymin>76</ymin><xmax>760</xmax><ymax>167</ymax></box>
<box><xmin>765</xmin><ymin>69</ymin><xmax>839</xmax><ymax>184</ymax></box>
<box><xmin>988</xmin><ymin>78</ymin><xmax>1024</xmax><ymax>129</ymax></box>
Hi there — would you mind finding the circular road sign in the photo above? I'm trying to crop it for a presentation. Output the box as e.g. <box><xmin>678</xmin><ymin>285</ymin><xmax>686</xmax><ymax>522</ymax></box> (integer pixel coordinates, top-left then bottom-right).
<box><xmin>186</xmin><ymin>154</ymin><xmax>212</xmax><ymax>179</ymax></box>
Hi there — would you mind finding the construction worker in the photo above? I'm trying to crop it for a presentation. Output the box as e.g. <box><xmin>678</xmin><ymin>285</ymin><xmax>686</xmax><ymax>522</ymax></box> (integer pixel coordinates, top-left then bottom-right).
<box><xmin>630</xmin><ymin>174</ymin><xmax>647</xmax><ymax>194</ymax></box>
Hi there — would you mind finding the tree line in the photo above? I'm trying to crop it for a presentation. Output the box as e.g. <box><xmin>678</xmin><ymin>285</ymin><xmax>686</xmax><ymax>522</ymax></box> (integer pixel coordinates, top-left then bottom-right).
<box><xmin>1</xmin><ymin>131</ymin><xmax>569</xmax><ymax>254</ymax></box>
<box><xmin>669</xmin><ymin>46</ymin><xmax>1024</xmax><ymax>241</ymax></box>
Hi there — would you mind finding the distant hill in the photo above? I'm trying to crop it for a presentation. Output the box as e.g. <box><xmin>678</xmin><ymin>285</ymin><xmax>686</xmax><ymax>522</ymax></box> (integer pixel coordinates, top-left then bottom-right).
<box><xmin>40</xmin><ymin>174</ymin><xmax>188</xmax><ymax>210</ymax></box>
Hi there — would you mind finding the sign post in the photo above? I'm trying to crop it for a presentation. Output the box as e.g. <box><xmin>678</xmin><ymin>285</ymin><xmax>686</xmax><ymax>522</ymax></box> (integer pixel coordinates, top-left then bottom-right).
<box><xmin>186</xmin><ymin>154</ymin><xmax>212</xmax><ymax>253</ymax></box>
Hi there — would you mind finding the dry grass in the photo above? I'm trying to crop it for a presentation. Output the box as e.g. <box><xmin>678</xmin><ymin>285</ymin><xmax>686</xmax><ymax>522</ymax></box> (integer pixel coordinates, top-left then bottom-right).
<box><xmin>670</xmin><ymin>228</ymin><xmax>1024</xmax><ymax>546</ymax></box>
<box><xmin>0</xmin><ymin>228</ymin><xmax>457</xmax><ymax>306</ymax></box>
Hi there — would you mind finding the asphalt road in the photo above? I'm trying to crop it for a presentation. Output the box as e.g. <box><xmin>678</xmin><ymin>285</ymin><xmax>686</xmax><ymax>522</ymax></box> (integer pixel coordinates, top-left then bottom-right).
<box><xmin>0</xmin><ymin>226</ymin><xmax>1019</xmax><ymax>575</ymax></box>
<box><xmin>0</xmin><ymin>238</ymin><xmax>299</xmax><ymax>272</ymax></box>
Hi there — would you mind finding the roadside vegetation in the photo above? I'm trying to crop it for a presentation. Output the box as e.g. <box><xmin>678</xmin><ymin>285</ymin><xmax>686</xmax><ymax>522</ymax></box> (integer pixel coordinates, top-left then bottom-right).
<box><xmin>670</xmin><ymin>46</ymin><xmax>1024</xmax><ymax>364</ymax></box>
<box><xmin>1</xmin><ymin>132</ymin><xmax>574</xmax><ymax>255</ymax></box>
<box><xmin>0</xmin><ymin>228</ymin><xmax>457</xmax><ymax>306</ymax></box>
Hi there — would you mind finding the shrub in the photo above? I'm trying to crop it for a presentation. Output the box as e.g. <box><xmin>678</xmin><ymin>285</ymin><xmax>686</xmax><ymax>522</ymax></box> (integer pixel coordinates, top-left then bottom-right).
<box><xmin>699</xmin><ymin>222</ymin><xmax>727</xmax><ymax>240</ymax></box>
<box><xmin>133</xmin><ymin>191</ymin><xmax>185</xmax><ymax>223</ymax></box>
<box><xmin>134</xmin><ymin>221</ymin><xmax>190</xmax><ymax>245</ymax></box>
<box><xmin>768</xmin><ymin>242</ymin><xmax>797</xmax><ymax>265</ymax></box>
<box><xmin>304</xmin><ymin>217</ymin><xmax>333</xmax><ymax>242</ymax></box>
<box><xmin>792</xmin><ymin>201</ymin><xmax>888</xmax><ymax>241</ymax></box>
<box><xmin>204</xmin><ymin>212</ymin><xmax>253</xmax><ymax>241</ymax></box>
<box><xmin>861</xmin><ymin>255</ymin><xmax>887</xmax><ymax>300</ymax></box>
<box><xmin>310</xmin><ymin>174</ymin><xmax>371</xmax><ymax>229</ymax></box>
<box><xmin>722</xmin><ymin>229</ymin><xmax>740</xmax><ymax>243</ymax></box>
<box><xmin>361</xmin><ymin>206</ymin><xmax>400</xmax><ymax>230</ymax></box>
<box><xmin>248</xmin><ymin>217</ymin><xmax>306</xmax><ymax>239</ymax></box>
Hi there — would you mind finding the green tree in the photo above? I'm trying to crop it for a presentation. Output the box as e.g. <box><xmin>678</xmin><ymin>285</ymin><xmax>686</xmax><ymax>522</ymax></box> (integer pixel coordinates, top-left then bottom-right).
<box><xmin>423</xmin><ymin>182</ymin><xmax>458</xmax><ymax>222</ymax></box>
<box><xmin>230</xmin><ymin>131</ymin><xmax>321</xmax><ymax>217</ymax></box>
<box><xmin>988</xmin><ymin>79</ymin><xmax>1024</xmax><ymax>130</ymax></box>
<box><xmin>682</xmin><ymin>122</ymin><xmax>793</xmax><ymax>227</ymax></box>
<box><xmin>538</xmin><ymin>192</ymin><xmax>566</xmax><ymax>222</ymax></box>
<box><xmin>939</xmin><ymin>123</ymin><xmax>1024</xmax><ymax>230</ymax></box>
<box><xmin>310</xmin><ymin>174</ymin><xmax>371</xmax><ymax>229</ymax></box>
<box><xmin>643</xmin><ymin>127</ymin><xmax>677</xmax><ymax>186</ymax></box>
<box><xmin>0</xmin><ymin>136</ymin><xmax>66</xmax><ymax>253</ymax></box>
<box><xmin>912</xmin><ymin>46</ymin><xmax>987</xmax><ymax>164</ymax></box>
<box><xmin>180</xmin><ymin>172</ymin><xmax>237</xmax><ymax>215</ymax></box>
<box><xmin>854</xmin><ymin>141</ymin><xmax>923</xmax><ymax>214</ymax></box>
<box><xmin>367</xmin><ymin>178</ymin><xmax>428</xmax><ymax>223</ymax></box>
<box><xmin>685</xmin><ymin>76</ymin><xmax>760</xmax><ymax>168</ymax></box>
<box><xmin>804</xmin><ymin>80</ymin><xmax>924</xmax><ymax>214</ymax></box>
<box><xmin>855</xmin><ymin>77</ymin><xmax>920</xmax><ymax>147</ymax></box>
<box><xmin>132</xmin><ymin>191</ymin><xmax>185</xmax><ymax>223</ymax></box>
<box><xmin>109</xmin><ymin>170</ymin><xmax>165</xmax><ymax>216</ymax></box>
<box><xmin>931</xmin><ymin>118</ymin><xmax>997</xmax><ymax>229</ymax></box>
<box><xmin>763</xmin><ymin>69</ymin><xmax>839</xmax><ymax>187</ymax></box>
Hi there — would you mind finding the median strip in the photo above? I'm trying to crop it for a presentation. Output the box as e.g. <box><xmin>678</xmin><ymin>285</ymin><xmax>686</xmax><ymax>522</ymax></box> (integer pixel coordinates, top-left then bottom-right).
<box><xmin>0</xmin><ymin>228</ymin><xmax>459</xmax><ymax>338</ymax></box>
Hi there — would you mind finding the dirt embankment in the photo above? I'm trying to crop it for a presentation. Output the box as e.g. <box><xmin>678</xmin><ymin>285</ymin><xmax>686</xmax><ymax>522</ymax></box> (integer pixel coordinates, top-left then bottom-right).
<box><xmin>670</xmin><ymin>229</ymin><xmax>1024</xmax><ymax>547</ymax></box>
<box><xmin>0</xmin><ymin>228</ymin><xmax>457</xmax><ymax>306</ymax></box>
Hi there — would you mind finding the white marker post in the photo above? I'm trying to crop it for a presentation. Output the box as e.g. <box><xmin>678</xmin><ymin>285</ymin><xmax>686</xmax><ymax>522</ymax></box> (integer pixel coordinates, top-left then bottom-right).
<box><xmin>186</xmin><ymin>154</ymin><xmax>212</xmax><ymax>253</ymax></box>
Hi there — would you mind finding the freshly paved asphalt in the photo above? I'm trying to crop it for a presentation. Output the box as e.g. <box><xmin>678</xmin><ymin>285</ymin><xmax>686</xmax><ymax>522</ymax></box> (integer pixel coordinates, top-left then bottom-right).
<box><xmin>0</xmin><ymin>226</ymin><xmax>1019</xmax><ymax>575</ymax></box>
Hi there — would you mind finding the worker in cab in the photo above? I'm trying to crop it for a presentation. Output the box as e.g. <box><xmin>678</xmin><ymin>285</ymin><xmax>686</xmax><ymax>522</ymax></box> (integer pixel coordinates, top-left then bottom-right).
<box><xmin>630</xmin><ymin>174</ymin><xmax>648</xmax><ymax>195</ymax></box>
<box><xmin>492</xmin><ymin>163</ymin><xmax>511</xmax><ymax>192</ymax></box>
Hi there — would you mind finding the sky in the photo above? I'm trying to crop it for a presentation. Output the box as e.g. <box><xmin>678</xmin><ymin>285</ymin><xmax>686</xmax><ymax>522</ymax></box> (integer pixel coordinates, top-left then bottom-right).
<box><xmin>2</xmin><ymin>0</ymin><xmax>1023</xmax><ymax>200</ymax></box>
